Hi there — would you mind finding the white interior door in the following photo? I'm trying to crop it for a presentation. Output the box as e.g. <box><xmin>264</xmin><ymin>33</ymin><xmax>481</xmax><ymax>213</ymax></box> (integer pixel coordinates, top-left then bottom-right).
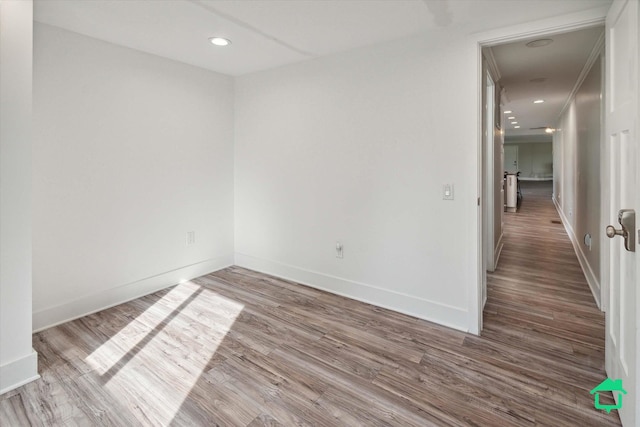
<box><xmin>605</xmin><ymin>1</ymin><xmax>638</xmax><ymax>425</ymax></box>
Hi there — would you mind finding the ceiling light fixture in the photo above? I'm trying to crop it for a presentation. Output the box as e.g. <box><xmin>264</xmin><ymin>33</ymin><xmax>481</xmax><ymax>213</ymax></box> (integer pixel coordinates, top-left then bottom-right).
<box><xmin>209</xmin><ymin>37</ymin><xmax>231</xmax><ymax>46</ymax></box>
<box><xmin>545</xmin><ymin>127</ymin><xmax>555</xmax><ymax>134</ymax></box>
<box><xmin>514</xmin><ymin>126</ymin><xmax>521</xmax><ymax>129</ymax></box>
<box><xmin>504</xmin><ymin>110</ymin><xmax>512</xmax><ymax>114</ymax></box>
<box><xmin>526</xmin><ymin>38</ymin><xmax>553</xmax><ymax>48</ymax></box>
<box><xmin>508</xmin><ymin>116</ymin><xmax>515</xmax><ymax>119</ymax></box>
<box><xmin>511</xmin><ymin>121</ymin><xmax>518</xmax><ymax>124</ymax></box>
<box><xmin>533</xmin><ymin>99</ymin><xmax>545</xmax><ymax>104</ymax></box>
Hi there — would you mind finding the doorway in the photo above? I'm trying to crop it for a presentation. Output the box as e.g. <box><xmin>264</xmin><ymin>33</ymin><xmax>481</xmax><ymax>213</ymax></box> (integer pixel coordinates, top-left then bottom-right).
<box><xmin>478</xmin><ymin>22</ymin><xmax>606</xmax><ymax>330</ymax></box>
<box><xmin>504</xmin><ymin>145</ymin><xmax>517</xmax><ymax>173</ymax></box>
<box><xmin>476</xmin><ymin>4</ymin><xmax>639</xmax><ymax>425</ymax></box>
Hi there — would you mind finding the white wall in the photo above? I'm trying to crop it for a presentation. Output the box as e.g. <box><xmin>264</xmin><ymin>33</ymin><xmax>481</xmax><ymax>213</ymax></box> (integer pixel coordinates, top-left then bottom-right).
<box><xmin>553</xmin><ymin>54</ymin><xmax>602</xmax><ymax>305</ymax></box>
<box><xmin>234</xmin><ymin>35</ymin><xmax>479</xmax><ymax>332</ymax></box>
<box><xmin>504</xmin><ymin>141</ymin><xmax>553</xmax><ymax>180</ymax></box>
<box><xmin>32</xmin><ymin>24</ymin><xmax>235</xmax><ymax>330</ymax></box>
<box><xmin>0</xmin><ymin>0</ymin><xmax>39</xmax><ymax>394</ymax></box>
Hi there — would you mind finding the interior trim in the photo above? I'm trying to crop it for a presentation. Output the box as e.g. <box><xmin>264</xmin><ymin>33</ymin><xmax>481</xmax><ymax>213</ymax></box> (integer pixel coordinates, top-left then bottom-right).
<box><xmin>33</xmin><ymin>255</ymin><xmax>234</xmax><ymax>332</ymax></box>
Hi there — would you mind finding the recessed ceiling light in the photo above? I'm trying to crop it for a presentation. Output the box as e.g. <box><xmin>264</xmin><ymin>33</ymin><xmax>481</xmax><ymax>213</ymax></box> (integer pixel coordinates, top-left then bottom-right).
<box><xmin>508</xmin><ymin>116</ymin><xmax>515</xmax><ymax>120</ymax></box>
<box><xmin>209</xmin><ymin>37</ymin><xmax>231</xmax><ymax>46</ymax></box>
<box><xmin>526</xmin><ymin>38</ymin><xmax>553</xmax><ymax>48</ymax></box>
<box><xmin>504</xmin><ymin>110</ymin><xmax>512</xmax><ymax>114</ymax></box>
<box><xmin>533</xmin><ymin>99</ymin><xmax>545</xmax><ymax>104</ymax></box>
<box><xmin>511</xmin><ymin>121</ymin><xmax>518</xmax><ymax>124</ymax></box>
<box><xmin>545</xmin><ymin>127</ymin><xmax>555</xmax><ymax>133</ymax></box>
<box><xmin>514</xmin><ymin>126</ymin><xmax>521</xmax><ymax>129</ymax></box>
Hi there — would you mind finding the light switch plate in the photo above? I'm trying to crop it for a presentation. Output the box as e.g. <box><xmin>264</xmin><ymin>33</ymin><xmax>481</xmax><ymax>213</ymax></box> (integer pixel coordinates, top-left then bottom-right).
<box><xmin>186</xmin><ymin>231</ymin><xmax>195</xmax><ymax>245</ymax></box>
<box><xmin>443</xmin><ymin>184</ymin><xmax>454</xmax><ymax>200</ymax></box>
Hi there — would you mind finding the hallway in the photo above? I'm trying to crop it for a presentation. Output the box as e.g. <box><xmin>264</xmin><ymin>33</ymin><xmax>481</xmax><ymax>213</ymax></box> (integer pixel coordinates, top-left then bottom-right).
<box><xmin>484</xmin><ymin>180</ymin><xmax>620</xmax><ymax>425</ymax></box>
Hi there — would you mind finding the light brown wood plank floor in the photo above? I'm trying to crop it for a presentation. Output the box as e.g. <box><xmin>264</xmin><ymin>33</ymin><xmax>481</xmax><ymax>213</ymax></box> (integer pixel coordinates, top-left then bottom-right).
<box><xmin>0</xmin><ymin>181</ymin><xmax>621</xmax><ymax>426</ymax></box>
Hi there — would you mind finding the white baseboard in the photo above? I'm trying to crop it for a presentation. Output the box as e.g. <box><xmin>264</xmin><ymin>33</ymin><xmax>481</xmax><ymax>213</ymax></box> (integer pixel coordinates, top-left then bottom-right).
<box><xmin>33</xmin><ymin>255</ymin><xmax>234</xmax><ymax>332</ymax></box>
<box><xmin>552</xmin><ymin>199</ymin><xmax>601</xmax><ymax>309</ymax></box>
<box><xmin>234</xmin><ymin>253</ymin><xmax>469</xmax><ymax>332</ymax></box>
<box><xmin>0</xmin><ymin>350</ymin><xmax>39</xmax><ymax>395</ymax></box>
<box><xmin>519</xmin><ymin>177</ymin><xmax>553</xmax><ymax>181</ymax></box>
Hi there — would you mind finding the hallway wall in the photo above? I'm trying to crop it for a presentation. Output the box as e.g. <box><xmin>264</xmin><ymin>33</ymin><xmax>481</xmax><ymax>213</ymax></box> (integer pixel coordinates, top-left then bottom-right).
<box><xmin>553</xmin><ymin>53</ymin><xmax>603</xmax><ymax>305</ymax></box>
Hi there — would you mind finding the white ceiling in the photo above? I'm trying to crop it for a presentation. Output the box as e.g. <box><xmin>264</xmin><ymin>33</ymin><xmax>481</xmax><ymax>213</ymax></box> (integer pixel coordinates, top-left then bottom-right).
<box><xmin>35</xmin><ymin>0</ymin><xmax>612</xmax><ymax>76</ymax></box>
<box><xmin>489</xmin><ymin>26</ymin><xmax>604</xmax><ymax>140</ymax></box>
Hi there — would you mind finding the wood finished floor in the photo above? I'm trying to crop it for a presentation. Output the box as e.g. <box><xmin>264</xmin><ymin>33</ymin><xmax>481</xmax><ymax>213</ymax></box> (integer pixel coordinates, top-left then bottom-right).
<box><xmin>1</xmin><ymin>182</ymin><xmax>621</xmax><ymax>426</ymax></box>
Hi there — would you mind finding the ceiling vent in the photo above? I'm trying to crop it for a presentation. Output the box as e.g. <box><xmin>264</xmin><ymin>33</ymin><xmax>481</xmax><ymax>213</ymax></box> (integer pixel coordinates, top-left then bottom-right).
<box><xmin>526</xmin><ymin>39</ymin><xmax>553</xmax><ymax>48</ymax></box>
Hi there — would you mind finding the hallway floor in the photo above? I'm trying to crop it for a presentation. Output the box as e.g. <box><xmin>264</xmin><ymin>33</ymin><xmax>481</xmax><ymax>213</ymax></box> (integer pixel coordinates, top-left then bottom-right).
<box><xmin>485</xmin><ymin>180</ymin><xmax>620</xmax><ymax>425</ymax></box>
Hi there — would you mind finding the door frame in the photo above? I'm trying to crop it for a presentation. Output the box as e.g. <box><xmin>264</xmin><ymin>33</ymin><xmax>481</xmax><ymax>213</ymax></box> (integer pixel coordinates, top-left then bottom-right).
<box><xmin>471</xmin><ymin>6</ymin><xmax>610</xmax><ymax>334</ymax></box>
<box><xmin>481</xmin><ymin>70</ymin><xmax>495</xmax><ymax>313</ymax></box>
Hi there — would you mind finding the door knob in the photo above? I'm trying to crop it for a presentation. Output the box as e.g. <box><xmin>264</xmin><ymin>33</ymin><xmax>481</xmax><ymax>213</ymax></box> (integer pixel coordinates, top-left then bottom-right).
<box><xmin>606</xmin><ymin>209</ymin><xmax>635</xmax><ymax>252</ymax></box>
<box><xmin>606</xmin><ymin>225</ymin><xmax>624</xmax><ymax>238</ymax></box>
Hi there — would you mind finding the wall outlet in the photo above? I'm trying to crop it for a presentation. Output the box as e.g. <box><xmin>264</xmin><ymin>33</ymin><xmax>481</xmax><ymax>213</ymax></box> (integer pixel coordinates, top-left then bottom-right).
<box><xmin>336</xmin><ymin>241</ymin><xmax>344</xmax><ymax>258</ymax></box>
<box><xmin>186</xmin><ymin>231</ymin><xmax>195</xmax><ymax>245</ymax></box>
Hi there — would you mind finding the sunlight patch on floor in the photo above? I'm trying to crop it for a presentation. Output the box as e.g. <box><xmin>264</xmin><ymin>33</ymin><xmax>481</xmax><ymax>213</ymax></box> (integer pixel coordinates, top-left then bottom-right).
<box><xmin>85</xmin><ymin>281</ymin><xmax>244</xmax><ymax>424</ymax></box>
<box><xmin>85</xmin><ymin>283</ymin><xmax>199</xmax><ymax>375</ymax></box>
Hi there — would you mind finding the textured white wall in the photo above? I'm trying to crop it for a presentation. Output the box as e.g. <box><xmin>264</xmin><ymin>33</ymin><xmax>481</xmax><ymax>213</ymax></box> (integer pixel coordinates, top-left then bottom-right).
<box><xmin>0</xmin><ymin>0</ymin><xmax>39</xmax><ymax>394</ymax></box>
<box><xmin>32</xmin><ymin>24</ymin><xmax>235</xmax><ymax>330</ymax></box>
<box><xmin>234</xmin><ymin>35</ymin><xmax>479</xmax><ymax>331</ymax></box>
